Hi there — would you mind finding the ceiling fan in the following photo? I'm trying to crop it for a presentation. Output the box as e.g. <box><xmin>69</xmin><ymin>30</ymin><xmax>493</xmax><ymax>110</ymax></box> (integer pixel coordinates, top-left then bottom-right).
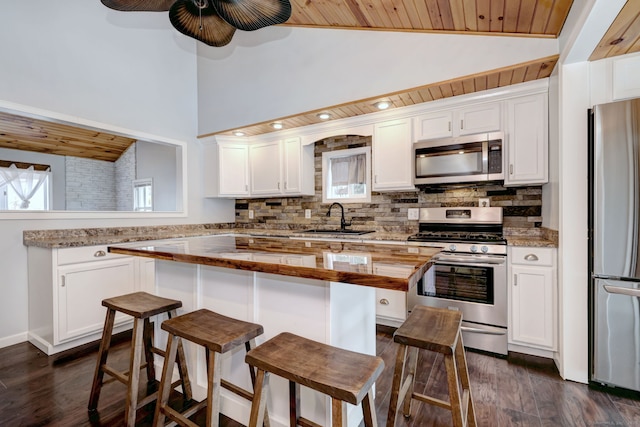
<box><xmin>101</xmin><ymin>0</ymin><xmax>292</xmax><ymax>47</ymax></box>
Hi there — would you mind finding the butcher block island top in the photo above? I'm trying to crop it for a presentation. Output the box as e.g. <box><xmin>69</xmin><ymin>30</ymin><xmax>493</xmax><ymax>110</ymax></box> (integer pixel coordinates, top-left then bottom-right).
<box><xmin>108</xmin><ymin>235</ymin><xmax>440</xmax><ymax>292</ymax></box>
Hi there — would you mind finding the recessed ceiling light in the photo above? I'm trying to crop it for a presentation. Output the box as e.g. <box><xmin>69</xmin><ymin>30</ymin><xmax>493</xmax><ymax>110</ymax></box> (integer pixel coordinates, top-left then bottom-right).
<box><xmin>375</xmin><ymin>101</ymin><xmax>391</xmax><ymax>110</ymax></box>
<box><xmin>233</xmin><ymin>131</ymin><xmax>245</xmax><ymax>136</ymax></box>
<box><xmin>317</xmin><ymin>113</ymin><xmax>331</xmax><ymax>120</ymax></box>
<box><xmin>271</xmin><ymin>122</ymin><xmax>283</xmax><ymax>129</ymax></box>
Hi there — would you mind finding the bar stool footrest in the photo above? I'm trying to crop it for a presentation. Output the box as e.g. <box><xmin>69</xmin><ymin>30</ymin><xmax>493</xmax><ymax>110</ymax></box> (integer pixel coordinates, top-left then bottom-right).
<box><xmin>298</xmin><ymin>416</ymin><xmax>322</xmax><ymax>427</ymax></box>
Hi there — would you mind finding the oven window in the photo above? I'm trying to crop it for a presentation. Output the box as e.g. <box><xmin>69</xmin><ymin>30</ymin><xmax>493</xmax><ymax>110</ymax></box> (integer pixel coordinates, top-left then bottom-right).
<box><xmin>421</xmin><ymin>264</ymin><xmax>494</xmax><ymax>304</ymax></box>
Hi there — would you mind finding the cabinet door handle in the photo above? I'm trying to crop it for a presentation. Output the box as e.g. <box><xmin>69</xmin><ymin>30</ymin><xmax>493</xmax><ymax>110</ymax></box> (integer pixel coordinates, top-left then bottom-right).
<box><xmin>524</xmin><ymin>254</ymin><xmax>539</xmax><ymax>261</ymax></box>
<box><xmin>277</xmin><ymin>182</ymin><xmax>280</xmax><ymax>190</ymax></box>
<box><xmin>94</xmin><ymin>250</ymin><xmax>106</xmax><ymax>257</ymax></box>
<box><xmin>379</xmin><ymin>298</ymin><xmax>390</xmax><ymax>305</ymax></box>
<box><xmin>509</xmin><ymin>164</ymin><xmax>514</xmax><ymax>174</ymax></box>
<box><xmin>513</xmin><ymin>274</ymin><xmax>517</xmax><ymax>286</ymax></box>
<box><xmin>460</xmin><ymin>119</ymin><xmax>464</xmax><ymax>129</ymax></box>
<box><xmin>245</xmin><ymin>184</ymin><xmax>248</xmax><ymax>191</ymax></box>
<box><xmin>374</xmin><ymin>175</ymin><xmax>377</xmax><ymax>184</ymax></box>
<box><xmin>284</xmin><ymin>181</ymin><xmax>287</xmax><ymax>190</ymax></box>
<box><xmin>61</xmin><ymin>275</ymin><xmax>66</xmax><ymax>287</ymax></box>
<box><xmin>448</xmin><ymin>121</ymin><xmax>451</xmax><ymax>132</ymax></box>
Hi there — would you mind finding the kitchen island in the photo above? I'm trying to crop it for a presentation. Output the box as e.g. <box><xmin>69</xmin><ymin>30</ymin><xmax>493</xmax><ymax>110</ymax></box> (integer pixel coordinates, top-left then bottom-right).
<box><xmin>108</xmin><ymin>234</ymin><xmax>439</xmax><ymax>427</ymax></box>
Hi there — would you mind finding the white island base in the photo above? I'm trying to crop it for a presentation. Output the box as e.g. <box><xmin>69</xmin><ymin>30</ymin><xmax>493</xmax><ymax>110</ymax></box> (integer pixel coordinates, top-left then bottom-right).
<box><xmin>154</xmin><ymin>259</ymin><xmax>377</xmax><ymax>427</ymax></box>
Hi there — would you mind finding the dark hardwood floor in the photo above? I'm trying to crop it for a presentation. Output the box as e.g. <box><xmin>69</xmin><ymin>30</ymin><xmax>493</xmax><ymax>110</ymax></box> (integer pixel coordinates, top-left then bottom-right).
<box><xmin>1</xmin><ymin>326</ymin><xmax>639</xmax><ymax>426</ymax></box>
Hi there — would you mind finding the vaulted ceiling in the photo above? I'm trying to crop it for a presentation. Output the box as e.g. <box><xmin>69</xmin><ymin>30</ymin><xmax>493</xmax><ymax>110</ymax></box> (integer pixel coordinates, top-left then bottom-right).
<box><xmin>2</xmin><ymin>1</ymin><xmax>640</xmax><ymax>159</ymax></box>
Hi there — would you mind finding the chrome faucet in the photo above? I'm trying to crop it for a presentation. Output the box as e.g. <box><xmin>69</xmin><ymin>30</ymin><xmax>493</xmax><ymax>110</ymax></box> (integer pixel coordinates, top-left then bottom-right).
<box><xmin>326</xmin><ymin>202</ymin><xmax>351</xmax><ymax>230</ymax></box>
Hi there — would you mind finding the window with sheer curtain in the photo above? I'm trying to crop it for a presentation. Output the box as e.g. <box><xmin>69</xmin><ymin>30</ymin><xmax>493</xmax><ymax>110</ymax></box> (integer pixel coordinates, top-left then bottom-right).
<box><xmin>322</xmin><ymin>147</ymin><xmax>371</xmax><ymax>203</ymax></box>
<box><xmin>0</xmin><ymin>164</ymin><xmax>50</xmax><ymax>210</ymax></box>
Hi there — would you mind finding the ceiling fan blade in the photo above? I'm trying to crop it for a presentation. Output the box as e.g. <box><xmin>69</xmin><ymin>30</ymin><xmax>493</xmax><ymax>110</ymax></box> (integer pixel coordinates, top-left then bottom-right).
<box><xmin>211</xmin><ymin>0</ymin><xmax>291</xmax><ymax>31</ymax></box>
<box><xmin>100</xmin><ymin>0</ymin><xmax>176</xmax><ymax>11</ymax></box>
<box><xmin>169</xmin><ymin>0</ymin><xmax>236</xmax><ymax>47</ymax></box>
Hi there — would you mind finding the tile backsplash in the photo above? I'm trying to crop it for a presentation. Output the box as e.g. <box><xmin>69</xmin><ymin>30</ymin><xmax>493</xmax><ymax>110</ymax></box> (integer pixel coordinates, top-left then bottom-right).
<box><xmin>235</xmin><ymin>135</ymin><xmax>542</xmax><ymax>233</ymax></box>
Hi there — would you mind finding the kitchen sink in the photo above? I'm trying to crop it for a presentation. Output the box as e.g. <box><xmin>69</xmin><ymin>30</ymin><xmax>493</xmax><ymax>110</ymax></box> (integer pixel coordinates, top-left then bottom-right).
<box><xmin>301</xmin><ymin>229</ymin><xmax>375</xmax><ymax>235</ymax></box>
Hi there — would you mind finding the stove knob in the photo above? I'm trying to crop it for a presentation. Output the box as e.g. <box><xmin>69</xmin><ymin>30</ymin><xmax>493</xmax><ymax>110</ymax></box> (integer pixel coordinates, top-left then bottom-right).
<box><xmin>470</xmin><ymin>245</ymin><xmax>478</xmax><ymax>253</ymax></box>
<box><xmin>449</xmin><ymin>244</ymin><xmax>457</xmax><ymax>252</ymax></box>
<box><xmin>481</xmin><ymin>246</ymin><xmax>489</xmax><ymax>253</ymax></box>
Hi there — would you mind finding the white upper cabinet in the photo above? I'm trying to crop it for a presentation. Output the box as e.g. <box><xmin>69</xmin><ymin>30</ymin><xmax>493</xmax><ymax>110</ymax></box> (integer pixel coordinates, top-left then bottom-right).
<box><xmin>218</xmin><ymin>142</ymin><xmax>250</xmax><ymax>197</ymax></box>
<box><xmin>373</xmin><ymin>118</ymin><xmax>415</xmax><ymax>191</ymax></box>
<box><xmin>505</xmin><ymin>93</ymin><xmax>548</xmax><ymax>186</ymax></box>
<box><xmin>413</xmin><ymin>110</ymin><xmax>453</xmax><ymax>140</ymax></box>
<box><xmin>458</xmin><ymin>102</ymin><xmax>502</xmax><ymax>135</ymax></box>
<box><xmin>250</xmin><ymin>140</ymin><xmax>282</xmax><ymax>195</ymax></box>
<box><xmin>205</xmin><ymin>137</ymin><xmax>313</xmax><ymax>198</ymax></box>
<box><xmin>414</xmin><ymin>102</ymin><xmax>502</xmax><ymax>141</ymax></box>
<box><xmin>282</xmin><ymin>137</ymin><xmax>314</xmax><ymax>195</ymax></box>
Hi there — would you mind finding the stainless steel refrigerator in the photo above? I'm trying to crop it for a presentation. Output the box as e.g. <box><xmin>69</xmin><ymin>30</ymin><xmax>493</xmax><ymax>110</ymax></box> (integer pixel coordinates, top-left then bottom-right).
<box><xmin>589</xmin><ymin>98</ymin><xmax>640</xmax><ymax>392</ymax></box>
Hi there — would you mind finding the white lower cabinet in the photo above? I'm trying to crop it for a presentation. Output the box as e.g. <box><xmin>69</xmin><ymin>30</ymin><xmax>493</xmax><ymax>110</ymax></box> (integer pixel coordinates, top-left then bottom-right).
<box><xmin>373</xmin><ymin>262</ymin><xmax>410</xmax><ymax>326</ymax></box>
<box><xmin>375</xmin><ymin>288</ymin><xmax>407</xmax><ymax>327</ymax></box>
<box><xmin>508</xmin><ymin>246</ymin><xmax>557</xmax><ymax>353</ymax></box>
<box><xmin>28</xmin><ymin>245</ymin><xmax>155</xmax><ymax>355</ymax></box>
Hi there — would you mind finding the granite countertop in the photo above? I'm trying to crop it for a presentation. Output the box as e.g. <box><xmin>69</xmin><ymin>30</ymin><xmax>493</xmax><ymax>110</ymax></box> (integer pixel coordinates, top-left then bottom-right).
<box><xmin>23</xmin><ymin>225</ymin><xmax>413</xmax><ymax>249</ymax></box>
<box><xmin>23</xmin><ymin>224</ymin><xmax>558</xmax><ymax>249</ymax></box>
<box><xmin>108</xmin><ymin>234</ymin><xmax>440</xmax><ymax>292</ymax></box>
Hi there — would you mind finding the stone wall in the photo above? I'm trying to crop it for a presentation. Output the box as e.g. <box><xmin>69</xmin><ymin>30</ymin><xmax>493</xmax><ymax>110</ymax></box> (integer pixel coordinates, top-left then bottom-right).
<box><xmin>235</xmin><ymin>135</ymin><xmax>542</xmax><ymax>233</ymax></box>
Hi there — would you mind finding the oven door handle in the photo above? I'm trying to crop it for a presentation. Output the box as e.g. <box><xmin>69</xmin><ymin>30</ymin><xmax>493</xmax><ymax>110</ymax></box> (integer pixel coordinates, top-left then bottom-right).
<box><xmin>460</xmin><ymin>326</ymin><xmax>507</xmax><ymax>336</ymax></box>
<box><xmin>434</xmin><ymin>255</ymin><xmax>506</xmax><ymax>266</ymax></box>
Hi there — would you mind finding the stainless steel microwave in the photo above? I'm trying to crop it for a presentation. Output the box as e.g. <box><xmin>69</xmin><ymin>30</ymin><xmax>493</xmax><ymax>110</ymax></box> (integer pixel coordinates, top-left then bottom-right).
<box><xmin>414</xmin><ymin>131</ymin><xmax>504</xmax><ymax>185</ymax></box>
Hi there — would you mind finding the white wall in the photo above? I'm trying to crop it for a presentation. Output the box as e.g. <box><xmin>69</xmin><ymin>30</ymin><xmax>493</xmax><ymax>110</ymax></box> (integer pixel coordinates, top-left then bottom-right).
<box><xmin>551</xmin><ymin>0</ymin><xmax>629</xmax><ymax>383</ymax></box>
<box><xmin>196</xmin><ymin>27</ymin><xmax>560</xmax><ymax>136</ymax></box>
<box><xmin>0</xmin><ymin>0</ymin><xmax>234</xmax><ymax>348</ymax></box>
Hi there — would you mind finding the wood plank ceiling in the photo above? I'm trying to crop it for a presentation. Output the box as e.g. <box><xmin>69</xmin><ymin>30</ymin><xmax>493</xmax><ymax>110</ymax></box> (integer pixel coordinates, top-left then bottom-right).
<box><xmin>2</xmin><ymin>1</ymin><xmax>640</xmax><ymax>158</ymax></box>
<box><xmin>0</xmin><ymin>112</ymin><xmax>136</xmax><ymax>162</ymax></box>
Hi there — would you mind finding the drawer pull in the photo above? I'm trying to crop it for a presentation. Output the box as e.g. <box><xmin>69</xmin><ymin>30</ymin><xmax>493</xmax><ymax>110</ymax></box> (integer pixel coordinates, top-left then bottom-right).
<box><xmin>379</xmin><ymin>298</ymin><xmax>390</xmax><ymax>305</ymax></box>
<box><xmin>524</xmin><ymin>254</ymin><xmax>539</xmax><ymax>261</ymax></box>
<box><xmin>94</xmin><ymin>250</ymin><xmax>107</xmax><ymax>257</ymax></box>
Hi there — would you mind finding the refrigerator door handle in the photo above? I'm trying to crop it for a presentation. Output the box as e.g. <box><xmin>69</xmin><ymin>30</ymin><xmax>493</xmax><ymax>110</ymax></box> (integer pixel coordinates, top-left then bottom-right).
<box><xmin>603</xmin><ymin>284</ymin><xmax>640</xmax><ymax>298</ymax></box>
<box><xmin>593</xmin><ymin>273</ymin><xmax>640</xmax><ymax>283</ymax></box>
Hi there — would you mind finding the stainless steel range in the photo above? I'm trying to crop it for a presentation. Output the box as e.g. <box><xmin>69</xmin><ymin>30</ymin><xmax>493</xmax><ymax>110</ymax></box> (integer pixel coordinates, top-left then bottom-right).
<box><xmin>407</xmin><ymin>207</ymin><xmax>508</xmax><ymax>356</ymax></box>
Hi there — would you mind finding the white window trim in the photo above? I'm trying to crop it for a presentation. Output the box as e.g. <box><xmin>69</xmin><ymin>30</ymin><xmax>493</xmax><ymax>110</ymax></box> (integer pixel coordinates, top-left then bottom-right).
<box><xmin>322</xmin><ymin>146</ymin><xmax>371</xmax><ymax>204</ymax></box>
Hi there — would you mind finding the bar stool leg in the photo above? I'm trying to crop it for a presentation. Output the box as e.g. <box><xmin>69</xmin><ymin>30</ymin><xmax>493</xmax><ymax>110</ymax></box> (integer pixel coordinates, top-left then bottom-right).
<box><xmin>361</xmin><ymin>388</ymin><xmax>377</xmax><ymax>427</ymax></box>
<box><xmin>248</xmin><ymin>369</ymin><xmax>269</xmax><ymax>427</ymax></box>
<box><xmin>455</xmin><ymin>338</ymin><xmax>476</xmax><ymax>427</ymax></box>
<box><xmin>330</xmin><ymin>398</ymin><xmax>343</xmax><ymax>427</ymax></box>
<box><xmin>204</xmin><ymin>347</ymin><xmax>222</xmax><ymax>427</ymax></box>
<box><xmin>88</xmin><ymin>308</ymin><xmax>116</xmax><ymax>410</ymax></box>
<box><xmin>143</xmin><ymin>318</ymin><xmax>155</xmax><ymax>384</ymax></box>
<box><xmin>444</xmin><ymin>352</ymin><xmax>463</xmax><ymax>427</ymax></box>
<box><xmin>289</xmin><ymin>381</ymin><xmax>300</xmax><ymax>427</ymax></box>
<box><xmin>402</xmin><ymin>347</ymin><xmax>419</xmax><ymax>417</ymax></box>
<box><xmin>126</xmin><ymin>317</ymin><xmax>145</xmax><ymax>426</ymax></box>
<box><xmin>154</xmin><ymin>333</ymin><xmax>179</xmax><ymax>427</ymax></box>
<box><xmin>386</xmin><ymin>344</ymin><xmax>407</xmax><ymax>427</ymax></box>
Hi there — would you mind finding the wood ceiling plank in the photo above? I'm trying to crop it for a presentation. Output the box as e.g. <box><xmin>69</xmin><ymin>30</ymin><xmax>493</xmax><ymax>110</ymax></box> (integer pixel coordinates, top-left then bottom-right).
<box><xmin>447</xmin><ymin>0</ymin><xmax>466</xmax><ymax>31</ymax></box>
<box><xmin>439</xmin><ymin>82</ymin><xmax>454</xmax><ymax>98</ymax></box>
<box><xmin>490</xmin><ymin>0</ymin><xmax>505</xmax><ymax>32</ymax></box>
<box><xmin>461</xmin><ymin>0</ymin><xmax>477</xmax><ymax>31</ymax></box>
<box><xmin>476</xmin><ymin>0</ymin><xmax>491</xmax><ymax>32</ymax></box>
<box><xmin>511</xmin><ymin>65</ymin><xmax>527</xmax><ymax>83</ymax></box>
<box><xmin>344</xmin><ymin>0</ymin><xmax>374</xmax><ymax>26</ymax></box>
<box><xmin>462</xmin><ymin>77</ymin><xmax>476</xmax><ymax>94</ymax></box>
<box><xmin>475</xmin><ymin>75</ymin><xmax>488</xmax><ymax>91</ymax></box>
<box><xmin>410</xmin><ymin>0</ymin><xmax>434</xmax><ymax>29</ymax></box>
<box><xmin>486</xmin><ymin>71</ymin><xmax>500</xmax><ymax>89</ymax></box>
<box><xmin>426</xmin><ymin>0</ymin><xmax>445</xmax><ymax>30</ymax></box>
<box><xmin>516</xmin><ymin>0</ymin><xmax>535</xmax><ymax>33</ymax></box>
<box><xmin>436</xmin><ymin>0</ymin><xmax>456</xmax><ymax>29</ymax></box>
<box><xmin>546</xmin><ymin>0</ymin><xmax>573</xmax><ymax>37</ymax></box>
<box><xmin>530</xmin><ymin>0</ymin><xmax>553</xmax><ymax>35</ymax></box>
<box><xmin>450</xmin><ymin>80</ymin><xmax>465</xmax><ymax>96</ymax></box>
<box><xmin>502</xmin><ymin>0</ymin><xmax>520</xmax><ymax>33</ymax></box>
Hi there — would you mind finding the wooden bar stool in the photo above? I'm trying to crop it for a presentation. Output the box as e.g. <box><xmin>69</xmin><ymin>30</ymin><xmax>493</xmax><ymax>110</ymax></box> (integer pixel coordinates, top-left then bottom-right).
<box><xmin>245</xmin><ymin>332</ymin><xmax>385</xmax><ymax>427</ymax></box>
<box><xmin>88</xmin><ymin>291</ymin><xmax>191</xmax><ymax>427</ymax></box>
<box><xmin>386</xmin><ymin>305</ymin><xmax>476</xmax><ymax>427</ymax></box>
<box><xmin>153</xmin><ymin>308</ymin><xmax>266</xmax><ymax>427</ymax></box>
